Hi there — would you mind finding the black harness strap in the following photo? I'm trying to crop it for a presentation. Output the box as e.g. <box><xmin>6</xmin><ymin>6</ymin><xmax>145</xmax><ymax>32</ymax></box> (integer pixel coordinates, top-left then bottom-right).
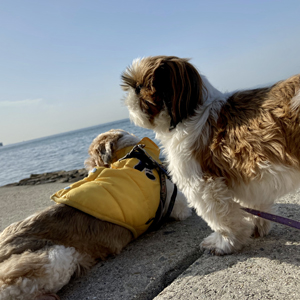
<box><xmin>119</xmin><ymin>144</ymin><xmax>177</xmax><ymax>232</ymax></box>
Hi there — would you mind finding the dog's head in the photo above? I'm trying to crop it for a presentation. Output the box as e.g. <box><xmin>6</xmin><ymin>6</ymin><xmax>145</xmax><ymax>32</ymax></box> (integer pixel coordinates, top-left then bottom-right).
<box><xmin>84</xmin><ymin>129</ymin><xmax>140</xmax><ymax>170</ymax></box>
<box><xmin>121</xmin><ymin>56</ymin><xmax>205</xmax><ymax>131</ymax></box>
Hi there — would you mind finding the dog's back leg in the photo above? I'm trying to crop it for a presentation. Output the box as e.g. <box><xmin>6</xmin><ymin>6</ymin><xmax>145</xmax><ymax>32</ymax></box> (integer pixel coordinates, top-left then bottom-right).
<box><xmin>0</xmin><ymin>245</ymin><xmax>94</xmax><ymax>300</ymax></box>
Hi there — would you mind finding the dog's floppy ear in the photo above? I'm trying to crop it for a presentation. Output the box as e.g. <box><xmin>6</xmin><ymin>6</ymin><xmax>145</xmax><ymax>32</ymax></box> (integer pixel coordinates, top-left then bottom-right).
<box><xmin>100</xmin><ymin>140</ymin><xmax>118</xmax><ymax>166</ymax></box>
<box><xmin>152</xmin><ymin>57</ymin><xmax>204</xmax><ymax>127</ymax></box>
<box><xmin>85</xmin><ymin>131</ymin><xmax>124</xmax><ymax>170</ymax></box>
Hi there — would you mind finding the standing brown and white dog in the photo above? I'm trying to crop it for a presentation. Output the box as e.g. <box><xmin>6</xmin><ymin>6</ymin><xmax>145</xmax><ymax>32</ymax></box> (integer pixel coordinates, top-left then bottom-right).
<box><xmin>0</xmin><ymin>129</ymin><xmax>191</xmax><ymax>300</ymax></box>
<box><xmin>122</xmin><ymin>55</ymin><xmax>300</xmax><ymax>255</ymax></box>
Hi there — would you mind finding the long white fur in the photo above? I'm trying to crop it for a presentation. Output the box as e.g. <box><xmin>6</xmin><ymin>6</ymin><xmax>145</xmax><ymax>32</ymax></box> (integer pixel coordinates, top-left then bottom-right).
<box><xmin>124</xmin><ymin>59</ymin><xmax>300</xmax><ymax>254</ymax></box>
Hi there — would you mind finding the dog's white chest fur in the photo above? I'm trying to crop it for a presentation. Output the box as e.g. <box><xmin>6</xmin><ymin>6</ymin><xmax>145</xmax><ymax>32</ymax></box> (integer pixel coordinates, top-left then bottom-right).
<box><xmin>122</xmin><ymin>55</ymin><xmax>300</xmax><ymax>255</ymax></box>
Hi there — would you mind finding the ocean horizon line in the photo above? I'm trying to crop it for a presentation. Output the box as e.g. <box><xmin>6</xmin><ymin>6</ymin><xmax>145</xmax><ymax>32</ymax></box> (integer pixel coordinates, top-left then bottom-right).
<box><xmin>0</xmin><ymin>118</ymin><xmax>156</xmax><ymax>186</ymax></box>
<box><xmin>1</xmin><ymin>118</ymin><xmax>130</xmax><ymax>149</ymax></box>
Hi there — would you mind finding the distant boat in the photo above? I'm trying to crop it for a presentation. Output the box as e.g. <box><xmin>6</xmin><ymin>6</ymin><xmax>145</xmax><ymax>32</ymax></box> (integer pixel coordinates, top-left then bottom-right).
<box><xmin>0</xmin><ymin>143</ymin><xmax>3</xmax><ymax>146</ymax></box>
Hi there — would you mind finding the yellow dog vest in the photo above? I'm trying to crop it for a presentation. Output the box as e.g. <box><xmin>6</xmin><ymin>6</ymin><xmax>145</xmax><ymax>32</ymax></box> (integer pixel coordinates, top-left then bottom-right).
<box><xmin>51</xmin><ymin>138</ymin><xmax>161</xmax><ymax>238</ymax></box>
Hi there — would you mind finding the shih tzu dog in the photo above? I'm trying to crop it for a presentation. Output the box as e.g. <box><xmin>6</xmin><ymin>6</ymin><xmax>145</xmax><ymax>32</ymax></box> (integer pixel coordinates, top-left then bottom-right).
<box><xmin>122</xmin><ymin>55</ymin><xmax>300</xmax><ymax>255</ymax></box>
<box><xmin>0</xmin><ymin>129</ymin><xmax>191</xmax><ymax>300</ymax></box>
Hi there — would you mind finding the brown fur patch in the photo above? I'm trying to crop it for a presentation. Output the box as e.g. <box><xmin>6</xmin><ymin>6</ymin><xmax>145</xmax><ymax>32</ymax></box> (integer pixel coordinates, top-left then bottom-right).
<box><xmin>193</xmin><ymin>75</ymin><xmax>300</xmax><ymax>186</ymax></box>
<box><xmin>0</xmin><ymin>204</ymin><xmax>133</xmax><ymax>264</ymax></box>
<box><xmin>122</xmin><ymin>56</ymin><xmax>205</xmax><ymax>126</ymax></box>
<box><xmin>0</xmin><ymin>250</ymin><xmax>49</xmax><ymax>284</ymax></box>
<box><xmin>84</xmin><ymin>130</ymin><xmax>124</xmax><ymax>169</ymax></box>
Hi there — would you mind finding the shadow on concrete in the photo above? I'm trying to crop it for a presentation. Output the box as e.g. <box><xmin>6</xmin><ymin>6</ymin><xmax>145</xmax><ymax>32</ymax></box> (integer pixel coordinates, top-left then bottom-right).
<box><xmin>58</xmin><ymin>212</ymin><xmax>209</xmax><ymax>300</ymax></box>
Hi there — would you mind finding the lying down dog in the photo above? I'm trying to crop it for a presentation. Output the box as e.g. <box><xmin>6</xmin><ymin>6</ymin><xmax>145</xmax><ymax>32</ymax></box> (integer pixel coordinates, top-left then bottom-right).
<box><xmin>0</xmin><ymin>129</ymin><xmax>191</xmax><ymax>300</ymax></box>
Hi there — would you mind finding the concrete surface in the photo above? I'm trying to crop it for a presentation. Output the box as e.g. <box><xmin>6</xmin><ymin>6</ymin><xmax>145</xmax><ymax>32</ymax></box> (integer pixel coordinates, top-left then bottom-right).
<box><xmin>1</xmin><ymin>184</ymin><xmax>300</xmax><ymax>300</ymax></box>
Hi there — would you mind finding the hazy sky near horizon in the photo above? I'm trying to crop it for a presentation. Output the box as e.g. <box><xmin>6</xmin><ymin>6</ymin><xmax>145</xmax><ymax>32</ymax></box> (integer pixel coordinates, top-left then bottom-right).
<box><xmin>1</xmin><ymin>0</ymin><xmax>299</xmax><ymax>145</ymax></box>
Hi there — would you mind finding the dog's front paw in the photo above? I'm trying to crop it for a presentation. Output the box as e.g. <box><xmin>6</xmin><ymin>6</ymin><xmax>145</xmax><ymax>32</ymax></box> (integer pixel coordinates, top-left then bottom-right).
<box><xmin>200</xmin><ymin>232</ymin><xmax>238</xmax><ymax>256</ymax></box>
<box><xmin>170</xmin><ymin>193</ymin><xmax>192</xmax><ymax>221</ymax></box>
<box><xmin>172</xmin><ymin>205</ymin><xmax>192</xmax><ymax>221</ymax></box>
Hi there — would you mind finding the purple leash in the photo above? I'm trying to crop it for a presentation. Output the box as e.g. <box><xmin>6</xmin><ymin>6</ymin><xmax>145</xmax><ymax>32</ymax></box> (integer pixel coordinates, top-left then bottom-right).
<box><xmin>241</xmin><ymin>207</ymin><xmax>300</xmax><ymax>230</ymax></box>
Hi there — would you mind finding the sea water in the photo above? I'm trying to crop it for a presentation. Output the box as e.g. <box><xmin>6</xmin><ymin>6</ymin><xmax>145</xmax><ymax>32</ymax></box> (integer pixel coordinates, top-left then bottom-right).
<box><xmin>0</xmin><ymin>119</ymin><xmax>158</xmax><ymax>186</ymax></box>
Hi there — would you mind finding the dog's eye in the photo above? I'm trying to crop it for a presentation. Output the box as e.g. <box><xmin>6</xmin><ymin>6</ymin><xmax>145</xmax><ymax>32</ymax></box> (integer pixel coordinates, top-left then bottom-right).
<box><xmin>135</xmin><ymin>85</ymin><xmax>142</xmax><ymax>95</ymax></box>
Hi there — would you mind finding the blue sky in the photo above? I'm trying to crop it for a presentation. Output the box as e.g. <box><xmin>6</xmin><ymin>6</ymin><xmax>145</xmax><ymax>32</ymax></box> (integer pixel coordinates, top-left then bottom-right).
<box><xmin>0</xmin><ymin>0</ymin><xmax>299</xmax><ymax>145</ymax></box>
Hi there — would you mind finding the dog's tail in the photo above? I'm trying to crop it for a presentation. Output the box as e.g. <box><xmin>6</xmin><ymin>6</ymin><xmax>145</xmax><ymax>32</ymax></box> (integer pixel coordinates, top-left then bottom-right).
<box><xmin>0</xmin><ymin>235</ymin><xmax>55</xmax><ymax>264</ymax></box>
<box><xmin>0</xmin><ymin>245</ymin><xmax>95</xmax><ymax>300</ymax></box>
